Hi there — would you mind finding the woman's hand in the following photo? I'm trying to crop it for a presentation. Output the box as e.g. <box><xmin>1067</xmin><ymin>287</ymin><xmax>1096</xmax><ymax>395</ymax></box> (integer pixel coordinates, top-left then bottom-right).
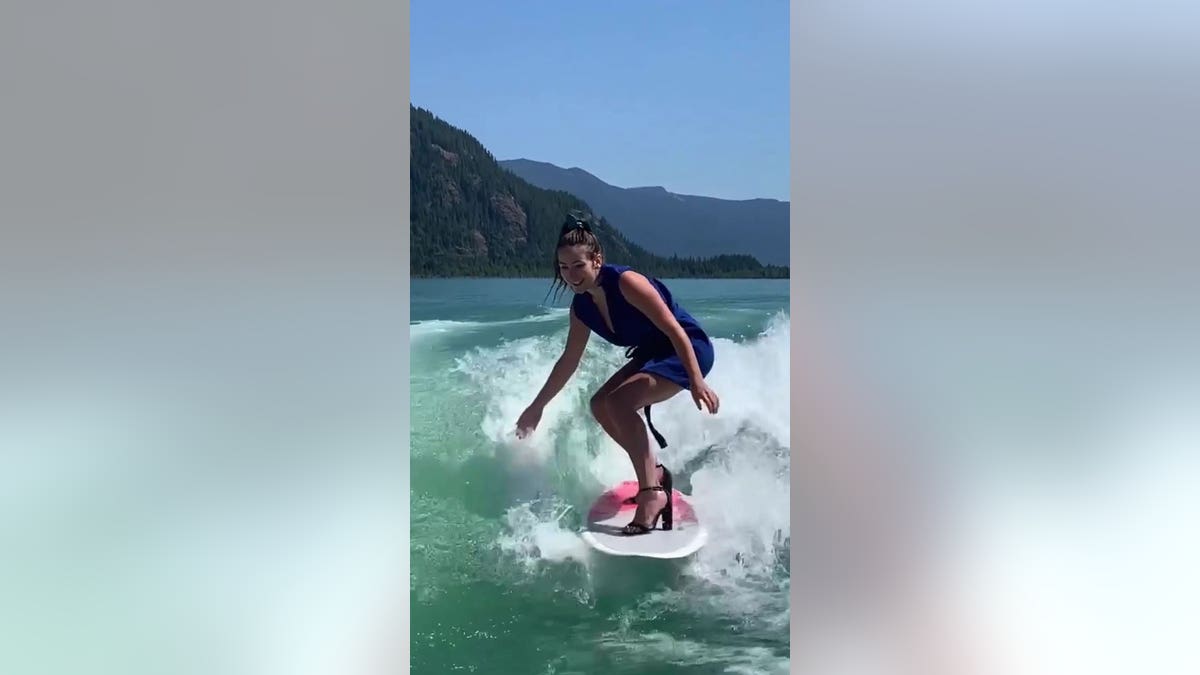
<box><xmin>515</xmin><ymin>404</ymin><xmax>544</xmax><ymax>438</ymax></box>
<box><xmin>691</xmin><ymin>379</ymin><xmax>720</xmax><ymax>414</ymax></box>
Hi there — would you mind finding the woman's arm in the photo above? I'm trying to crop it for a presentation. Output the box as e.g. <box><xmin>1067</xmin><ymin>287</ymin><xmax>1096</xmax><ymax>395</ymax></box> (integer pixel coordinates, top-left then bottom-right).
<box><xmin>517</xmin><ymin>308</ymin><xmax>591</xmax><ymax>437</ymax></box>
<box><xmin>530</xmin><ymin>307</ymin><xmax>591</xmax><ymax>408</ymax></box>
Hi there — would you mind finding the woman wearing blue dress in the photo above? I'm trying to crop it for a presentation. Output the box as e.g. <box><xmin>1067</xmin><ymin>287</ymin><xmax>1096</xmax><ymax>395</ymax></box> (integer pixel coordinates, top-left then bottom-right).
<box><xmin>516</xmin><ymin>212</ymin><xmax>720</xmax><ymax>535</ymax></box>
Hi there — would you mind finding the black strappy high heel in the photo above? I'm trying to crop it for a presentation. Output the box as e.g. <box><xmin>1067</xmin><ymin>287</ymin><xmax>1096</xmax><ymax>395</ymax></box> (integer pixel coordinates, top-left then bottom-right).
<box><xmin>620</xmin><ymin>470</ymin><xmax>674</xmax><ymax>536</ymax></box>
<box><xmin>623</xmin><ymin>464</ymin><xmax>670</xmax><ymax>504</ymax></box>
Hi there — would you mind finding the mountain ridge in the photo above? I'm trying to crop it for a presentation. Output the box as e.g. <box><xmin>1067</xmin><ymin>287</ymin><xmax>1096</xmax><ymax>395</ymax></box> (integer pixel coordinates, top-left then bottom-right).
<box><xmin>409</xmin><ymin>106</ymin><xmax>788</xmax><ymax>279</ymax></box>
<box><xmin>500</xmin><ymin>157</ymin><xmax>790</xmax><ymax>265</ymax></box>
<box><xmin>518</xmin><ymin>159</ymin><xmax>786</xmax><ymax>203</ymax></box>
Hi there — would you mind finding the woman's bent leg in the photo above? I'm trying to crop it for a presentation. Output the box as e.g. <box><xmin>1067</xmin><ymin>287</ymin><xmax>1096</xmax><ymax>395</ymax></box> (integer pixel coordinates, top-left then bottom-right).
<box><xmin>604</xmin><ymin>372</ymin><xmax>682</xmax><ymax>528</ymax></box>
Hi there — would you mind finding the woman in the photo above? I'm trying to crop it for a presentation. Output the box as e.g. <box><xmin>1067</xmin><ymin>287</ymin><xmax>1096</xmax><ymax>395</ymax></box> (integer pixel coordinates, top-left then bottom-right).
<box><xmin>515</xmin><ymin>212</ymin><xmax>720</xmax><ymax>535</ymax></box>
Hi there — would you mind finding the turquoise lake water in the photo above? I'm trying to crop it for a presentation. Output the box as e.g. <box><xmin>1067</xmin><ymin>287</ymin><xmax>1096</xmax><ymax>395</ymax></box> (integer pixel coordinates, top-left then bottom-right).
<box><xmin>410</xmin><ymin>277</ymin><xmax>792</xmax><ymax>674</ymax></box>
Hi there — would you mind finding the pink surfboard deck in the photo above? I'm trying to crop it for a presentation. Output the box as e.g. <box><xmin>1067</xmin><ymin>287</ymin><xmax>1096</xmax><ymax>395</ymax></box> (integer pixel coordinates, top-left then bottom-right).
<box><xmin>580</xmin><ymin>480</ymin><xmax>707</xmax><ymax>558</ymax></box>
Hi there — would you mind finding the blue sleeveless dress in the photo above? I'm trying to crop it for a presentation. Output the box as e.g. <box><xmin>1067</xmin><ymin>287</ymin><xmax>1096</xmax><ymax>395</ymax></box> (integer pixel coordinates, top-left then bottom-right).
<box><xmin>571</xmin><ymin>264</ymin><xmax>715</xmax><ymax>389</ymax></box>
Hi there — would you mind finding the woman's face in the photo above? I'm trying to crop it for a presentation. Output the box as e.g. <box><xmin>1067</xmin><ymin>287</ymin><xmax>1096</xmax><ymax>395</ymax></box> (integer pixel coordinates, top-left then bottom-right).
<box><xmin>557</xmin><ymin>244</ymin><xmax>601</xmax><ymax>293</ymax></box>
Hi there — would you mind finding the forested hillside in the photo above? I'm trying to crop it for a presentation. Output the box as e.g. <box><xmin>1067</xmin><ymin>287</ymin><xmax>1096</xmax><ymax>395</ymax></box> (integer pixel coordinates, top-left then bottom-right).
<box><xmin>410</xmin><ymin>106</ymin><xmax>788</xmax><ymax>278</ymax></box>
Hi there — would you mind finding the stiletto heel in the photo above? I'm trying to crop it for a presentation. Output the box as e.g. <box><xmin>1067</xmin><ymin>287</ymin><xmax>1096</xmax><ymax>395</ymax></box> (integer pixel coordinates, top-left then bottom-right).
<box><xmin>660</xmin><ymin>468</ymin><xmax>673</xmax><ymax>531</ymax></box>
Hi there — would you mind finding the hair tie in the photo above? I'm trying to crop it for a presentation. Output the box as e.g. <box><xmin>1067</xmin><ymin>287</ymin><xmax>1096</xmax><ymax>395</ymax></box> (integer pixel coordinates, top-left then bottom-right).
<box><xmin>561</xmin><ymin>212</ymin><xmax>593</xmax><ymax>234</ymax></box>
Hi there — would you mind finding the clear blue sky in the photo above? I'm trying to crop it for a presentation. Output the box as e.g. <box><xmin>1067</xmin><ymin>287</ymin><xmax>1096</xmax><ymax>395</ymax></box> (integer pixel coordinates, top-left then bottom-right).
<box><xmin>411</xmin><ymin>1</ymin><xmax>789</xmax><ymax>201</ymax></box>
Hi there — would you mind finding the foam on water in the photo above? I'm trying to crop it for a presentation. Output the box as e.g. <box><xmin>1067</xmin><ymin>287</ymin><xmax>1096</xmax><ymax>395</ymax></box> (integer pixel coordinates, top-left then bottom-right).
<box><xmin>456</xmin><ymin>312</ymin><xmax>791</xmax><ymax>629</ymax></box>
<box><xmin>496</xmin><ymin>498</ymin><xmax>592</xmax><ymax>572</ymax></box>
<box><xmin>593</xmin><ymin>631</ymin><xmax>790</xmax><ymax>674</ymax></box>
<box><xmin>453</xmin><ymin>332</ymin><xmax>615</xmax><ymax>468</ymax></box>
<box><xmin>411</xmin><ymin>308</ymin><xmax>569</xmax><ymax>339</ymax></box>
